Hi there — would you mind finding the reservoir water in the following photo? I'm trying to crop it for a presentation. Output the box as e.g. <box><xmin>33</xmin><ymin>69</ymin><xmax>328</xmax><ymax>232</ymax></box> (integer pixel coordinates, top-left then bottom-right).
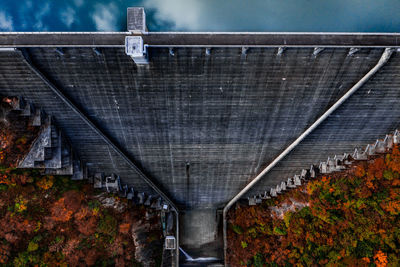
<box><xmin>0</xmin><ymin>0</ymin><xmax>400</xmax><ymax>32</ymax></box>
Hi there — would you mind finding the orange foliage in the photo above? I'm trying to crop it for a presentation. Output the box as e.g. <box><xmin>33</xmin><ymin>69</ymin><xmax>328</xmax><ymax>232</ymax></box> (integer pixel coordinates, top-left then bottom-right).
<box><xmin>74</xmin><ymin>206</ymin><xmax>89</xmax><ymax>220</ymax></box>
<box><xmin>51</xmin><ymin>198</ymin><xmax>73</xmax><ymax>222</ymax></box>
<box><xmin>361</xmin><ymin>257</ymin><xmax>370</xmax><ymax>264</ymax></box>
<box><xmin>368</xmin><ymin>158</ymin><xmax>385</xmax><ymax>179</ymax></box>
<box><xmin>374</xmin><ymin>250</ymin><xmax>388</xmax><ymax>267</ymax></box>
<box><xmin>119</xmin><ymin>223</ymin><xmax>131</xmax><ymax>235</ymax></box>
<box><xmin>36</xmin><ymin>175</ymin><xmax>54</xmax><ymax>190</ymax></box>
<box><xmin>380</xmin><ymin>200</ymin><xmax>400</xmax><ymax>215</ymax></box>
<box><xmin>388</xmin><ymin>146</ymin><xmax>400</xmax><ymax>173</ymax></box>
<box><xmin>76</xmin><ymin>216</ymin><xmax>97</xmax><ymax>235</ymax></box>
<box><xmin>0</xmin><ymin>174</ymin><xmax>9</xmax><ymax>185</ymax></box>
<box><xmin>62</xmin><ymin>238</ymin><xmax>80</xmax><ymax>257</ymax></box>
<box><xmin>366</xmin><ymin>179</ymin><xmax>375</xmax><ymax>189</ymax></box>
<box><xmin>355</xmin><ymin>185</ymin><xmax>372</xmax><ymax>198</ymax></box>
<box><xmin>62</xmin><ymin>191</ymin><xmax>83</xmax><ymax>212</ymax></box>
<box><xmin>228</xmin><ymin>146</ymin><xmax>400</xmax><ymax>266</ymax></box>
<box><xmin>0</xmin><ymin>102</ymin><xmax>162</xmax><ymax>266</ymax></box>
<box><xmin>355</xmin><ymin>165</ymin><xmax>366</xmax><ymax>177</ymax></box>
<box><xmin>392</xmin><ymin>178</ymin><xmax>400</xmax><ymax>186</ymax></box>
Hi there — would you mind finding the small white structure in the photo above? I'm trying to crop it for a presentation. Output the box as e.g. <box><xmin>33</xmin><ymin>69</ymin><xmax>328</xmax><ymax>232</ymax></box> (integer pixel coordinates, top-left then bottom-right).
<box><xmin>127</xmin><ymin>7</ymin><xmax>146</xmax><ymax>33</ymax></box>
<box><xmin>165</xmin><ymin>236</ymin><xmax>176</xmax><ymax>250</ymax></box>
<box><xmin>93</xmin><ymin>172</ymin><xmax>104</xmax><ymax>189</ymax></box>
<box><xmin>125</xmin><ymin>36</ymin><xmax>148</xmax><ymax>64</ymax></box>
<box><xmin>105</xmin><ymin>173</ymin><xmax>120</xmax><ymax>193</ymax></box>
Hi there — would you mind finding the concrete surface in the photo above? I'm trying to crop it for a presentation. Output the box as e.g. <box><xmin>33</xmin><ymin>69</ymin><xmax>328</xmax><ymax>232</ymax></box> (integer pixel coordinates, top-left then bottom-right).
<box><xmin>1</xmin><ymin>46</ymin><xmax>399</xmax><ymax>210</ymax></box>
<box><xmin>2</xmin><ymin>37</ymin><xmax>400</xmax><ymax>260</ymax></box>
<box><xmin>179</xmin><ymin>209</ymin><xmax>222</xmax><ymax>254</ymax></box>
<box><xmin>1</xmin><ymin>32</ymin><xmax>400</xmax><ymax>47</ymax></box>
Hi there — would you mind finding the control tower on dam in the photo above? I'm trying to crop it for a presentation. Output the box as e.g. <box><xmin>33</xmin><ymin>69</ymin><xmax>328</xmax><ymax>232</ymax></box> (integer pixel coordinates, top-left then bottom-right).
<box><xmin>1</xmin><ymin>7</ymin><xmax>400</xmax><ymax>265</ymax></box>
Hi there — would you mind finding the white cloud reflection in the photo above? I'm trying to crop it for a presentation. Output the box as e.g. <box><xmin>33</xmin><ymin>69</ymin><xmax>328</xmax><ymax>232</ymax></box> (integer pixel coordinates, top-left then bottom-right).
<box><xmin>0</xmin><ymin>11</ymin><xmax>13</xmax><ymax>31</ymax></box>
<box><xmin>143</xmin><ymin>0</ymin><xmax>400</xmax><ymax>32</ymax></box>
<box><xmin>61</xmin><ymin>6</ymin><xmax>76</xmax><ymax>28</ymax></box>
<box><xmin>33</xmin><ymin>2</ymin><xmax>50</xmax><ymax>31</ymax></box>
<box><xmin>144</xmin><ymin>0</ymin><xmax>203</xmax><ymax>30</ymax></box>
<box><xmin>91</xmin><ymin>3</ymin><xmax>119</xmax><ymax>31</ymax></box>
<box><xmin>73</xmin><ymin>0</ymin><xmax>84</xmax><ymax>7</ymax></box>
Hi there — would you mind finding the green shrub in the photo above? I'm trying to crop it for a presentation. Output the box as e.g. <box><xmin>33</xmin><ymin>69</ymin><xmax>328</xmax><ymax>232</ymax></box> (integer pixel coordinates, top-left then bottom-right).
<box><xmin>231</xmin><ymin>224</ymin><xmax>243</xmax><ymax>235</ymax></box>
<box><xmin>384</xmin><ymin>170</ymin><xmax>394</xmax><ymax>180</ymax></box>
<box><xmin>273</xmin><ymin>226</ymin><xmax>287</xmax><ymax>235</ymax></box>
<box><xmin>27</xmin><ymin>241</ymin><xmax>38</xmax><ymax>252</ymax></box>
<box><xmin>97</xmin><ymin>213</ymin><xmax>117</xmax><ymax>237</ymax></box>
<box><xmin>253</xmin><ymin>253</ymin><xmax>264</xmax><ymax>267</ymax></box>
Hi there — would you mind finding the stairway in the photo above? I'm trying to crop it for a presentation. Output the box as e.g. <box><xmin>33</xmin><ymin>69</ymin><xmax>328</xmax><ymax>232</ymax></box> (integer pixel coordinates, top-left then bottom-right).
<box><xmin>7</xmin><ymin>96</ymin><xmax>172</xmax><ymax>212</ymax></box>
<box><xmin>6</xmin><ymin>95</ymin><xmax>178</xmax><ymax>266</ymax></box>
<box><xmin>247</xmin><ymin>130</ymin><xmax>400</xmax><ymax>205</ymax></box>
<box><xmin>8</xmin><ymin>96</ymin><xmax>86</xmax><ymax>180</ymax></box>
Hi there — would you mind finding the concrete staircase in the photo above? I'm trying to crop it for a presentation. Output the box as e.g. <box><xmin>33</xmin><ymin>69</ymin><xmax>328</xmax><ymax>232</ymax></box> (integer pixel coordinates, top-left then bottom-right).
<box><xmin>9</xmin><ymin>96</ymin><xmax>86</xmax><ymax>180</ymax></box>
<box><xmin>247</xmin><ymin>130</ymin><xmax>400</xmax><ymax>205</ymax></box>
<box><xmin>8</xmin><ymin>95</ymin><xmax>188</xmax><ymax>265</ymax></box>
<box><xmin>8</xmin><ymin>96</ymin><xmax>172</xmax><ymax>212</ymax></box>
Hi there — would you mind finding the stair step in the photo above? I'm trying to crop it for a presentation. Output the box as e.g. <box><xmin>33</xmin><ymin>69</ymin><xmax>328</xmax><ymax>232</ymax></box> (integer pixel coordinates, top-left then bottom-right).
<box><xmin>20</xmin><ymin>102</ymin><xmax>33</xmax><ymax>117</ymax></box>
<box><xmin>60</xmin><ymin>138</ymin><xmax>73</xmax><ymax>168</ymax></box>
<box><xmin>93</xmin><ymin>172</ymin><xmax>104</xmax><ymax>188</ymax></box>
<box><xmin>45</xmin><ymin>164</ymin><xmax>73</xmax><ymax>176</ymax></box>
<box><xmin>120</xmin><ymin>184</ymin><xmax>129</xmax><ymax>198</ymax></box>
<box><xmin>18</xmin><ymin>124</ymin><xmax>52</xmax><ymax>168</ymax></box>
<box><xmin>71</xmin><ymin>159</ymin><xmax>87</xmax><ymax>180</ymax></box>
<box><xmin>144</xmin><ymin>195</ymin><xmax>153</xmax><ymax>206</ymax></box>
<box><xmin>11</xmin><ymin>97</ymin><xmax>134</xmax><ymax>204</ymax></box>
<box><xmin>126</xmin><ymin>188</ymin><xmax>135</xmax><ymax>200</ymax></box>
<box><xmin>44</xmin><ymin>130</ymin><xmax>62</xmax><ymax>169</ymax></box>
<box><xmin>43</xmin><ymin>123</ymin><xmax>64</xmax><ymax>161</ymax></box>
<box><xmin>50</xmin><ymin>125</ymin><xmax>59</xmax><ymax>146</ymax></box>
<box><xmin>248</xmin><ymin>130</ymin><xmax>400</xmax><ymax>205</ymax></box>
<box><xmin>31</xmin><ymin>109</ymin><xmax>45</xmax><ymax>127</ymax></box>
<box><xmin>153</xmin><ymin>198</ymin><xmax>163</xmax><ymax>210</ymax></box>
<box><xmin>137</xmin><ymin>192</ymin><xmax>145</xmax><ymax>204</ymax></box>
<box><xmin>44</xmin><ymin>145</ymin><xmax>73</xmax><ymax>175</ymax></box>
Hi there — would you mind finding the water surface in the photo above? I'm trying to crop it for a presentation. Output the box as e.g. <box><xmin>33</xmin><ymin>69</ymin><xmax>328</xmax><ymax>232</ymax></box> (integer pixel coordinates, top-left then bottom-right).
<box><xmin>1</xmin><ymin>0</ymin><xmax>400</xmax><ymax>32</ymax></box>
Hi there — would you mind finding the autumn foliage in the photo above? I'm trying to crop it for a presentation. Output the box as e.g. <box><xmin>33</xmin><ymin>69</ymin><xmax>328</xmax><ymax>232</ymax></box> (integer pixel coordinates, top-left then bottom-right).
<box><xmin>228</xmin><ymin>146</ymin><xmax>400</xmax><ymax>266</ymax></box>
<box><xmin>0</xmin><ymin>99</ymin><xmax>163</xmax><ymax>266</ymax></box>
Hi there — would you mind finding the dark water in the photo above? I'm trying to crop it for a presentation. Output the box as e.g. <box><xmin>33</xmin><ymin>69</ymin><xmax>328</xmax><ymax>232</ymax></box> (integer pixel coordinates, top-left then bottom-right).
<box><xmin>1</xmin><ymin>0</ymin><xmax>400</xmax><ymax>32</ymax></box>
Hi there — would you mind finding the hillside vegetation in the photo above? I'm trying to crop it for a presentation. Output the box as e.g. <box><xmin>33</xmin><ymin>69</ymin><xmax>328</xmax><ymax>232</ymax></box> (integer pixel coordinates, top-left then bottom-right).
<box><xmin>0</xmin><ymin>102</ymin><xmax>162</xmax><ymax>266</ymax></box>
<box><xmin>228</xmin><ymin>146</ymin><xmax>400</xmax><ymax>266</ymax></box>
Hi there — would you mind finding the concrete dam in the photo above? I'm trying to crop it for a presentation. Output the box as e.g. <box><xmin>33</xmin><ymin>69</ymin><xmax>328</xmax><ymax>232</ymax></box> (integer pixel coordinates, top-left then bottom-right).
<box><xmin>1</xmin><ymin>8</ymin><xmax>400</xmax><ymax>265</ymax></box>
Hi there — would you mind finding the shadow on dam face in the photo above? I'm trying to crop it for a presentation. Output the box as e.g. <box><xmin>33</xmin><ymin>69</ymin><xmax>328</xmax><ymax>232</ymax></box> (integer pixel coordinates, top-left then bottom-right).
<box><xmin>179</xmin><ymin>209</ymin><xmax>224</xmax><ymax>264</ymax></box>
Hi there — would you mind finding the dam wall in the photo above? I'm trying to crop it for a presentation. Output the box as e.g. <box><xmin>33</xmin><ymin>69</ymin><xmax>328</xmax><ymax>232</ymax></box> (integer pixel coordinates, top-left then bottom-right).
<box><xmin>0</xmin><ymin>46</ymin><xmax>399</xmax><ymax>209</ymax></box>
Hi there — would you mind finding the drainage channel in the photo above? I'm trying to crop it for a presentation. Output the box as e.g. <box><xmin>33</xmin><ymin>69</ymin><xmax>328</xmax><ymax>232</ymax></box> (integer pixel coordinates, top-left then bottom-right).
<box><xmin>179</xmin><ymin>247</ymin><xmax>223</xmax><ymax>267</ymax></box>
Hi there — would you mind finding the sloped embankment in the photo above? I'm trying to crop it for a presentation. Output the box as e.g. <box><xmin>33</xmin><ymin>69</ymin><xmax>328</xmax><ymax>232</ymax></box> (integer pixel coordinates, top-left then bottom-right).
<box><xmin>228</xmin><ymin>146</ymin><xmax>400</xmax><ymax>266</ymax></box>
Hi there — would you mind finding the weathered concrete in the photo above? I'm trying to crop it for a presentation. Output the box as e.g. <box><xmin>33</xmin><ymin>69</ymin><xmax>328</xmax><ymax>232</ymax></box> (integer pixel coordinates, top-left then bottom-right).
<box><xmin>179</xmin><ymin>209</ymin><xmax>222</xmax><ymax>259</ymax></box>
<box><xmin>1</xmin><ymin>32</ymin><xmax>400</xmax><ymax>263</ymax></box>
<box><xmin>1</xmin><ymin>46</ymin><xmax>399</xmax><ymax>210</ymax></box>
<box><xmin>1</xmin><ymin>32</ymin><xmax>400</xmax><ymax>47</ymax></box>
<box><xmin>5</xmin><ymin>43</ymin><xmax>400</xmax><ymax>262</ymax></box>
<box><xmin>247</xmin><ymin>49</ymin><xmax>400</xmax><ymax>197</ymax></box>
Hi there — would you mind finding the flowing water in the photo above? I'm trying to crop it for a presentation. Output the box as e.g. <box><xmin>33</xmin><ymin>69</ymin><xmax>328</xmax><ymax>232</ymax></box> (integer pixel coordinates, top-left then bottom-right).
<box><xmin>1</xmin><ymin>0</ymin><xmax>400</xmax><ymax>32</ymax></box>
<box><xmin>179</xmin><ymin>247</ymin><xmax>219</xmax><ymax>263</ymax></box>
